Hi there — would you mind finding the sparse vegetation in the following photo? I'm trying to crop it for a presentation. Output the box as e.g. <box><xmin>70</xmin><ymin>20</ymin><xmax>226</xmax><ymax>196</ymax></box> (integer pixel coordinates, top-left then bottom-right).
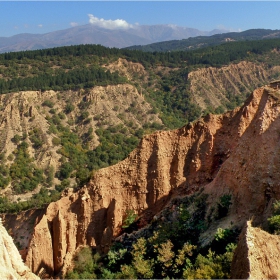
<box><xmin>216</xmin><ymin>194</ymin><xmax>232</xmax><ymax>219</ymax></box>
<box><xmin>267</xmin><ymin>200</ymin><xmax>280</xmax><ymax>234</ymax></box>
<box><xmin>122</xmin><ymin>210</ymin><xmax>137</xmax><ymax>231</ymax></box>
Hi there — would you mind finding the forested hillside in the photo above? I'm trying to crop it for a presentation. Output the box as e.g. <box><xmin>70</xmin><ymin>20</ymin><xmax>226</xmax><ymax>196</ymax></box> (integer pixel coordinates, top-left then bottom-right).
<box><xmin>0</xmin><ymin>39</ymin><xmax>280</xmax><ymax>213</ymax></box>
<box><xmin>125</xmin><ymin>28</ymin><xmax>280</xmax><ymax>52</ymax></box>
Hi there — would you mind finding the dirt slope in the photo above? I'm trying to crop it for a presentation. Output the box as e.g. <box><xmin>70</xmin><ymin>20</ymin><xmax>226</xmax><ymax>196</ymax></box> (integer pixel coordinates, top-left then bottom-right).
<box><xmin>189</xmin><ymin>61</ymin><xmax>278</xmax><ymax>110</ymax></box>
<box><xmin>231</xmin><ymin>221</ymin><xmax>280</xmax><ymax>279</ymax></box>
<box><xmin>0</xmin><ymin>84</ymin><xmax>160</xmax><ymax>199</ymax></box>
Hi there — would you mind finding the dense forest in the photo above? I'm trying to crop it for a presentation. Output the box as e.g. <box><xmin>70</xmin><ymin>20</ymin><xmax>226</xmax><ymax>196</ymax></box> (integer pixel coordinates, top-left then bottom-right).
<box><xmin>1</xmin><ymin>38</ymin><xmax>280</xmax><ymax>126</ymax></box>
<box><xmin>125</xmin><ymin>28</ymin><xmax>280</xmax><ymax>52</ymax></box>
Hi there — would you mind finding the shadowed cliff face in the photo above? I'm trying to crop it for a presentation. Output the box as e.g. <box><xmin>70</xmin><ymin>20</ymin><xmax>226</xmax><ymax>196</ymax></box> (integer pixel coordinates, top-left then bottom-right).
<box><xmin>7</xmin><ymin>85</ymin><xmax>280</xmax><ymax>276</ymax></box>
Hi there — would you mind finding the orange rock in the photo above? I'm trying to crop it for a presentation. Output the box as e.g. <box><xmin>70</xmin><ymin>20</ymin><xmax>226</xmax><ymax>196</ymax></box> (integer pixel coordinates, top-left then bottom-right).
<box><xmin>11</xmin><ymin>85</ymin><xmax>280</xmax><ymax>276</ymax></box>
<box><xmin>232</xmin><ymin>221</ymin><xmax>280</xmax><ymax>279</ymax></box>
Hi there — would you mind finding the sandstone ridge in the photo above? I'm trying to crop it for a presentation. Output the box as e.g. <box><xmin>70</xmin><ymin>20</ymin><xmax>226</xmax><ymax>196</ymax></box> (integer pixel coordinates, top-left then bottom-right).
<box><xmin>6</xmin><ymin>85</ymin><xmax>280</xmax><ymax>277</ymax></box>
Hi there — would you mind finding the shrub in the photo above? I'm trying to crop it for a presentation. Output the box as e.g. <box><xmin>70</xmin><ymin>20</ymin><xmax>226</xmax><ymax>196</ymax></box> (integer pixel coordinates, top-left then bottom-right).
<box><xmin>268</xmin><ymin>215</ymin><xmax>280</xmax><ymax>233</ymax></box>
<box><xmin>65</xmin><ymin>247</ymin><xmax>100</xmax><ymax>279</ymax></box>
<box><xmin>42</xmin><ymin>99</ymin><xmax>54</xmax><ymax>108</ymax></box>
<box><xmin>55</xmin><ymin>179</ymin><xmax>70</xmax><ymax>192</ymax></box>
<box><xmin>217</xmin><ymin>194</ymin><xmax>232</xmax><ymax>219</ymax></box>
<box><xmin>79</xmin><ymin>111</ymin><xmax>90</xmax><ymax>121</ymax></box>
<box><xmin>52</xmin><ymin>137</ymin><xmax>61</xmax><ymax>146</ymax></box>
<box><xmin>122</xmin><ymin>210</ymin><xmax>137</xmax><ymax>230</ymax></box>
<box><xmin>65</xmin><ymin>103</ymin><xmax>75</xmax><ymax>114</ymax></box>
<box><xmin>12</xmin><ymin>134</ymin><xmax>21</xmax><ymax>144</ymax></box>
<box><xmin>58</xmin><ymin>112</ymin><xmax>66</xmax><ymax>120</ymax></box>
<box><xmin>58</xmin><ymin>162</ymin><xmax>73</xmax><ymax>179</ymax></box>
<box><xmin>268</xmin><ymin>200</ymin><xmax>280</xmax><ymax>234</ymax></box>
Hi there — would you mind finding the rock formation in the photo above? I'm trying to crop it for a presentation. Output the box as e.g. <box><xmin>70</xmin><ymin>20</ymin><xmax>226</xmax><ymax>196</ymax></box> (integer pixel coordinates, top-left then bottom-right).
<box><xmin>231</xmin><ymin>221</ymin><xmax>280</xmax><ymax>279</ymax></box>
<box><xmin>189</xmin><ymin>61</ymin><xmax>278</xmax><ymax>110</ymax></box>
<box><xmin>0</xmin><ymin>217</ymin><xmax>39</xmax><ymax>280</ymax></box>
<box><xmin>5</xmin><ymin>85</ymin><xmax>280</xmax><ymax>276</ymax></box>
<box><xmin>0</xmin><ymin>83</ymin><xmax>160</xmax><ymax>201</ymax></box>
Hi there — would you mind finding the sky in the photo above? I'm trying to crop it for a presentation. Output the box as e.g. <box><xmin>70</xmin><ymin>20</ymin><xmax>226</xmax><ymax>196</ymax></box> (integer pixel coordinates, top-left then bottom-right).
<box><xmin>0</xmin><ymin>1</ymin><xmax>279</xmax><ymax>37</ymax></box>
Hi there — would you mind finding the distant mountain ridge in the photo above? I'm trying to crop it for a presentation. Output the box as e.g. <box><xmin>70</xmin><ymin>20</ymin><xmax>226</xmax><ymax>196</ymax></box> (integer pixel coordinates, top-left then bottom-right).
<box><xmin>0</xmin><ymin>24</ymin><xmax>227</xmax><ymax>53</ymax></box>
<box><xmin>125</xmin><ymin>29</ymin><xmax>280</xmax><ymax>52</ymax></box>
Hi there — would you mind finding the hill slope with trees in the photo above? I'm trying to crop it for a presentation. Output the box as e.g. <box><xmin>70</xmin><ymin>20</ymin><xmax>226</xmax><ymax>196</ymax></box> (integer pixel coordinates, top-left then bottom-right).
<box><xmin>125</xmin><ymin>28</ymin><xmax>280</xmax><ymax>52</ymax></box>
<box><xmin>0</xmin><ymin>39</ymin><xmax>279</xmax><ymax>213</ymax></box>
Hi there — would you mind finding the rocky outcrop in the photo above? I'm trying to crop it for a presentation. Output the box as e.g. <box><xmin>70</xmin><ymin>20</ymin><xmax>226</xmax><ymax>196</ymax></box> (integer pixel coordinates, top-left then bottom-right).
<box><xmin>189</xmin><ymin>61</ymin><xmax>278</xmax><ymax>110</ymax></box>
<box><xmin>204</xmin><ymin>86</ymin><xmax>280</xmax><ymax>226</ymax></box>
<box><xmin>231</xmin><ymin>221</ymin><xmax>280</xmax><ymax>279</ymax></box>
<box><xmin>0</xmin><ymin>217</ymin><xmax>39</xmax><ymax>280</ymax></box>
<box><xmin>25</xmin><ymin>215</ymin><xmax>54</xmax><ymax>275</ymax></box>
<box><xmin>8</xmin><ymin>85</ymin><xmax>280</xmax><ymax>276</ymax></box>
<box><xmin>105</xmin><ymin>58</ymin><xmax>146</xmax><ymax>81</ymax></box>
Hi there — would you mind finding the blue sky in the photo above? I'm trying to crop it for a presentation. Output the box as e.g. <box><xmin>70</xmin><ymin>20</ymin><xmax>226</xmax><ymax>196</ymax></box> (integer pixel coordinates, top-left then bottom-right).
<box><xmin>0</xmin><ymin>1</ymin><xmax>279</xmax><ymax>37</ymax></box>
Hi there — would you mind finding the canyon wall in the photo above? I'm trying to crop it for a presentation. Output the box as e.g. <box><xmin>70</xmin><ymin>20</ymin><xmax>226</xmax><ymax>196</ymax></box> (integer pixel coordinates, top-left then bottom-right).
<box><xmin>20</xmin><ymin>85</ymin><xmax>280</xmax><ymax>276</ymax></box>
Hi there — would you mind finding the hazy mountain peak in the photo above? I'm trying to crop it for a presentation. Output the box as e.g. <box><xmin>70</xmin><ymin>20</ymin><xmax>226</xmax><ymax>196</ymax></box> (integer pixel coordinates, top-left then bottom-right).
<box><xmin>0</xmin><ymin>23</ymin><xmax>229</xmax><ymax>53</ymax></box>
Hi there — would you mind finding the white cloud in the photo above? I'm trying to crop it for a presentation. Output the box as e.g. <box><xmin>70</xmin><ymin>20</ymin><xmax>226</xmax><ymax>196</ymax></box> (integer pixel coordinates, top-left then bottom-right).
<box><xmin>88</xmin><ymin>14</ymin><xmax>133</xmax><ymax>30</ymax></box>
<box><xmin>217</xmin><ymin>25</ymin><xmax>241</xmax><ymax>32</ymax></box>
<box><xmin>38</xmin><ymin>24</ymin><xmax>43</xmax><ymax>28</ymax></box>
<box><xmin>70</xmin><ymin>22</ymin><xmax>79</xmax><ymax>27</ymax></box>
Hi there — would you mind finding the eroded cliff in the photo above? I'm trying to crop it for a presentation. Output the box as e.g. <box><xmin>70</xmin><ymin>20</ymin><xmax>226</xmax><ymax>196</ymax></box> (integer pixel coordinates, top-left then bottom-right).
<box><xmin>12</xmin><ymin>85</ymin><xmax>280</xmax><ymax>276</ymax></box>
<box><xmin>0</xmin><ymin>83</ymin><xmax>161</xmax><ymax>200</ymax></box>
<box><xmin>189</xmin><ymin>61</ymin><xmax>279</xmax><ymax>110</ymax></box>
<box><xmin>3</xmin><ymin>85</ymin><xmax>280</xmax><ymax>277</ymax></box>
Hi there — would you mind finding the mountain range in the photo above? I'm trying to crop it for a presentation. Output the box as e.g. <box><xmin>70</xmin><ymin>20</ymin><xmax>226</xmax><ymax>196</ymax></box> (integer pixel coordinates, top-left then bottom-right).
<box><xmin>0</xmin><ymin>24</ymin><xmax>227</xmax><ymax>53</ymax></box>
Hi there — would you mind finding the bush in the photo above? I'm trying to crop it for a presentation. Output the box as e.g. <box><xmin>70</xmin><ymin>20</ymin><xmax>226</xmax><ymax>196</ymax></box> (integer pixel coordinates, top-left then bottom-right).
<box><xmin>268</xmin><ymin>200</ymin><xmax>280</xmax><ymax>234</ymax></box>
<box><xmin>217</xmin><ymin>194</ymin><xmax>232</xmax><ymax>219</ymax></box>
<box><xmin>58</xmin><ymin>162</ymin><xmax>73</xmax><ymax>179</ymax></box>
<box><xmin>65</xmin><ymin>247</ymin><xmax>100</xmax><ymax>279</ymax></box>
<box><xmin>65</xmin><ymin>103</ymin><xmax>75</xmax><ymax>114</ymax></box>
<box><xmin>52</xmin><ymin>137</ymin><xmax>61</xmax><ymax>146</ymax></box>
<box><xmin>122</xmin><ymin>210</ymin><xmax>137</xmax><ymax>231</ymax></box>
<box><xmin>12</xmin><ymin>134</ymin><xmax>21</xmax><ymax>144</ymax></box>
<box><xmin>183</xmin><ymin>246</ymin><xmax>235</xmax><ymax>279</ymax></box>
<box><xmin>268</xmin><ymin>215</ymin><xmax>280</xmax><ymax>234</ymax></box>
<box><xmin>42</xmin><ymin>99</ymin><xmax>54</xmax><ymax>108</ymax></box>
